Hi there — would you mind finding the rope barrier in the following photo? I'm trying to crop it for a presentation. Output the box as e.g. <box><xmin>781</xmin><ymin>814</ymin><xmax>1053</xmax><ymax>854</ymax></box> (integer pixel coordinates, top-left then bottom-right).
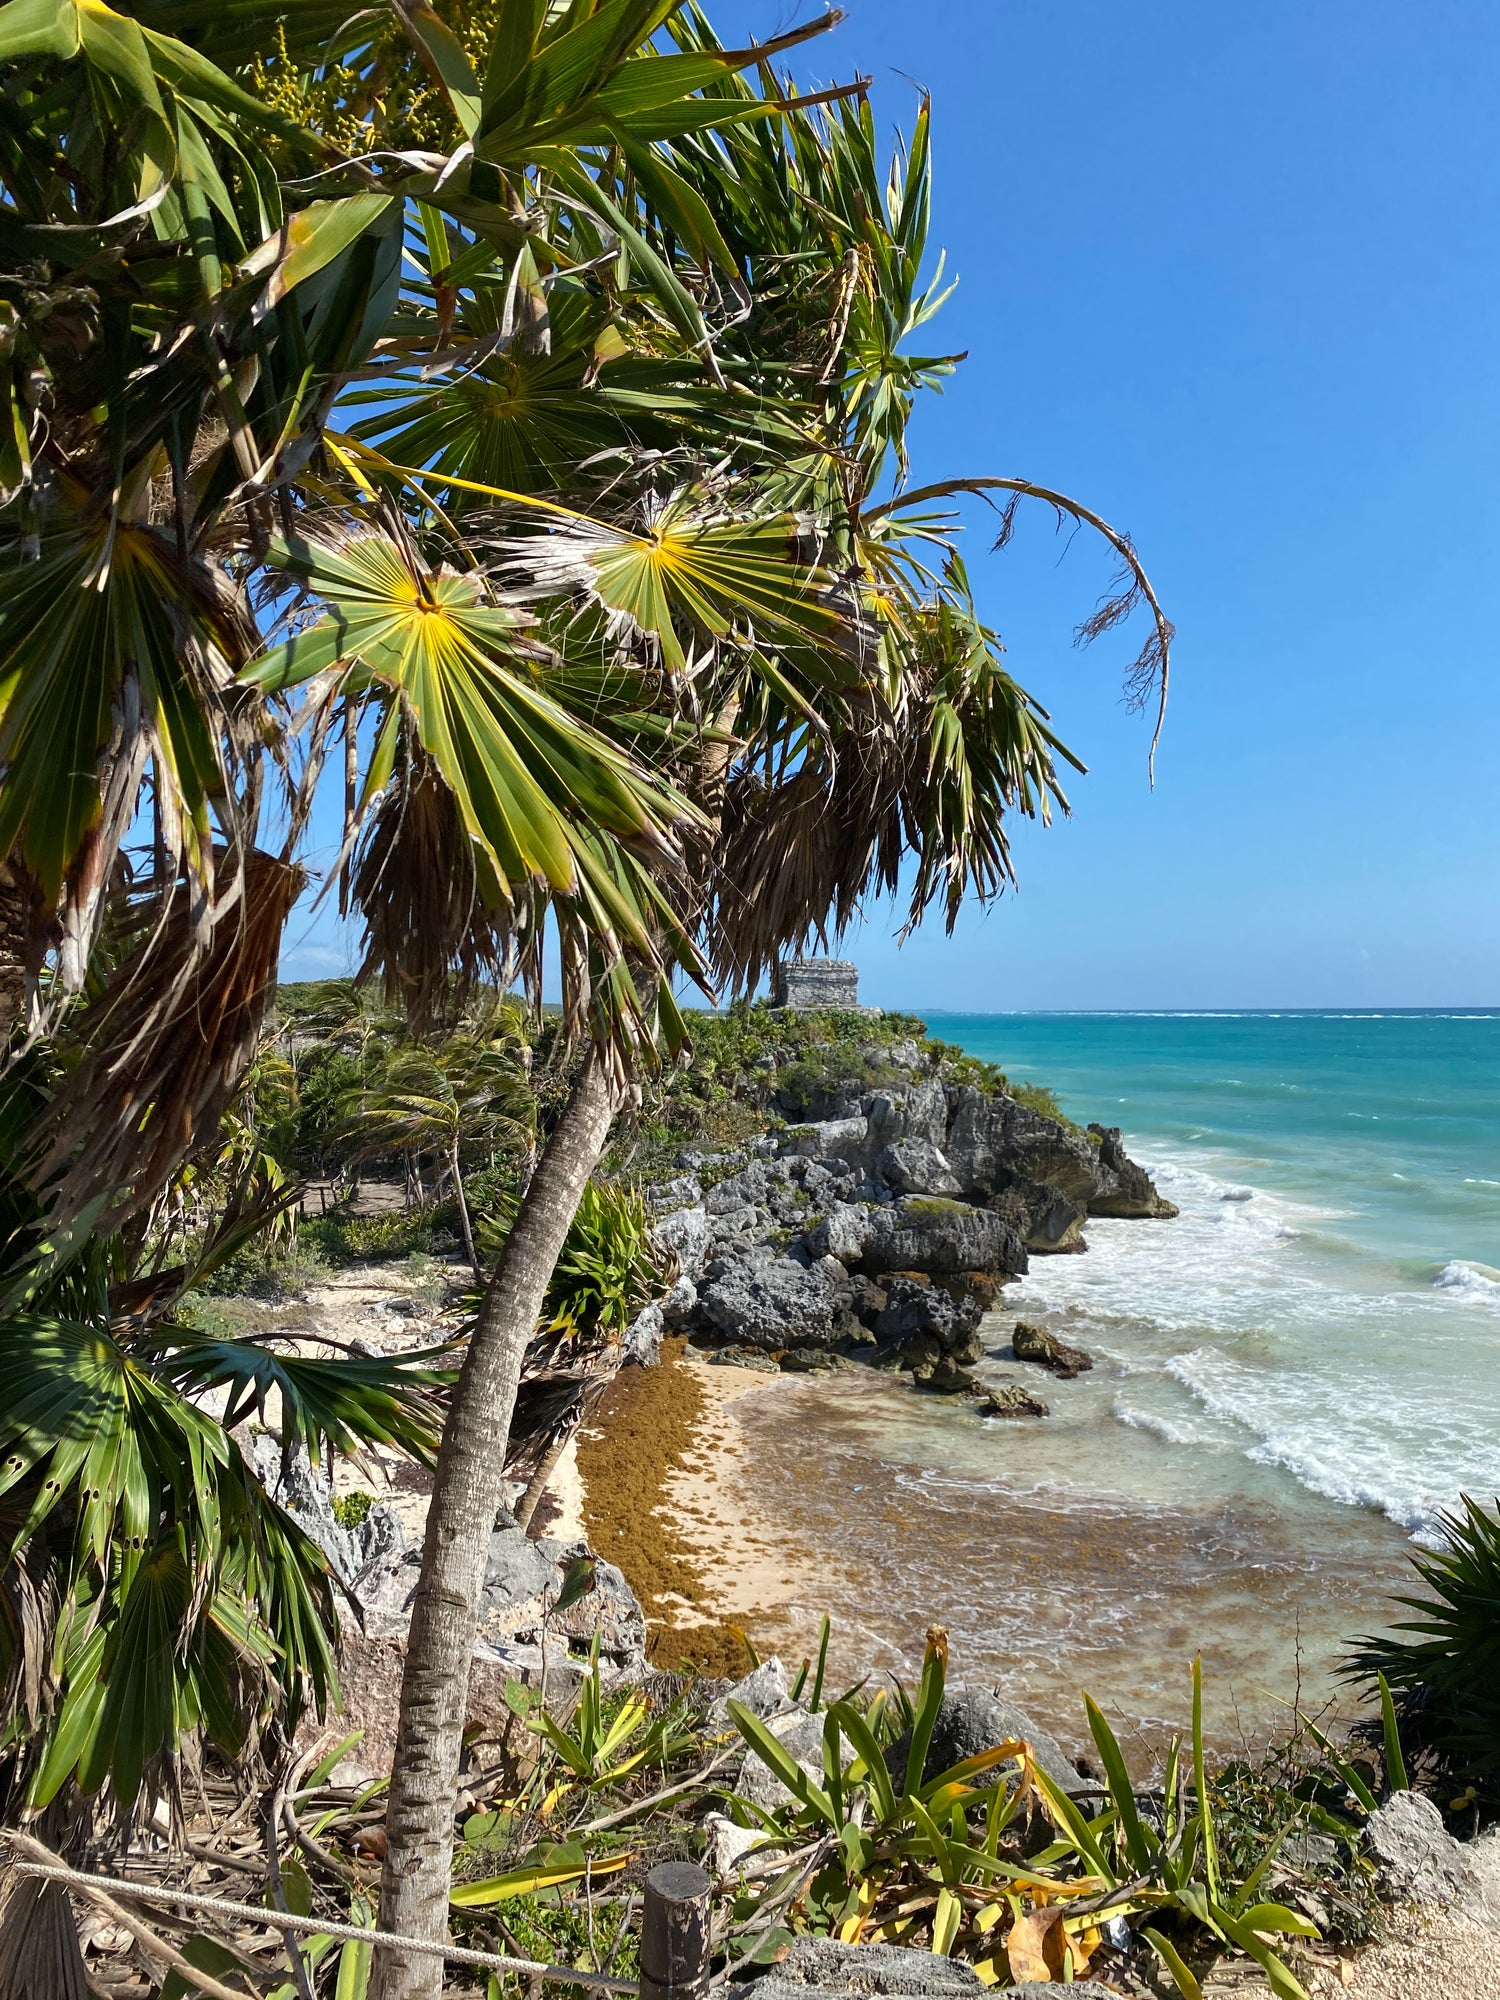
<box><xmin>6</xmin><ymin>1856</ymin><xmax>642</xmax><ymax>1991</ymax></box>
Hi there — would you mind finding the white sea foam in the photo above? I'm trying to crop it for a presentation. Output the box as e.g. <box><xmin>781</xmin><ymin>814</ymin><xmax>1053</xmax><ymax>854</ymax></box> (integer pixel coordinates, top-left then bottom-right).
<box><xmin>1114</xmin><ymin>1399</ymin><xmax>1232</xmax><ymax>1450</ymax></box>
<box><xmin>1433</xmin><ymin>1260</ymin><xmax>1500</xmax><ymax>1312</ymax></box>
<box><xmin>1009</xmin><ymin>1137</ymin><xmax>1500</xmax><ymax>1541</ymax></box>
<box><xmin>1162</xmin><ymin>1345</ymin><xmax>1496</xmax><ymax>1540</ymax></box>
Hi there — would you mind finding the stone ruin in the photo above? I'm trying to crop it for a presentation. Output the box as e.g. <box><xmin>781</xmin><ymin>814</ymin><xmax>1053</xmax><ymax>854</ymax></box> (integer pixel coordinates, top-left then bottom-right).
<box><xmin>772</xmin><ymin>956</ymin><xmax>864</xmax><ymax>1009</ymax></box>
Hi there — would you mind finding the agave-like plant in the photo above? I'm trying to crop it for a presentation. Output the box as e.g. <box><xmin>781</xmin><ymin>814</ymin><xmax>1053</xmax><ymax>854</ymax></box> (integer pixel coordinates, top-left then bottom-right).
<box><xmin>1346</xmin><ymin>1493</ymin><xmax>1500</xmax><ymax>1778</ymax></box>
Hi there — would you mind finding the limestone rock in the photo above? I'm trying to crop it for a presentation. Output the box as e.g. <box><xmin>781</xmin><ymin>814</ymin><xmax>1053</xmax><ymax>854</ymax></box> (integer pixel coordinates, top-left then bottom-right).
<box><xmin>978</xmin><ymin>1382</ymin><xmax>1050</xmax><ymax>1419</ymax></box>
<box><xmin>988</xmin><ymin>1177</ymin><xmax>1088</xmax><ymax>1254</ymax></box>
<box><xmin>709</xmin><ymin>1656</ymin><xmax>793</xmax><ymax>1728</ymax></box>
<box><xmin>621</xmin><ymin>1298</ymin><xmax>664</xmax><ymax>1367</ymax></box>
<box><xmin>781</xmin><ymin>1346</ymin><xmax>850</xmax><ymax>1373</ymax></box>
<box><xmin>705</xmin><ymin>1811</ymin><xmax>766</xmax><ymax>1879</ymax></box>
<box><xmin>845</xmin><ymin>1272</ymin><xmax>889</xmax><ymax>1323</ymax></box>
<box><xmin>661</xmin><ymin>1275</ymin><xmax>699</xmax><ymax>1327</ymax></box>
<box><xmin>877</xmin><ymin>1137</ymin><xmax>962</xmax><ymax>1196</ymax></box>
<box><xmin>727</xmin><ymin>1939</ymin><xmax>984</xmax><ymax>2000</ymax></box>
<box><xmin>781</xmin><ymin>1116</ymin><xmax>870</xmax><ymax>1164</ymax></box>
<box><xmin>708</xmin><ymin>1347</ymin><xmax>781</xmax><ymax>1372</ymax></box>
<box><xmin>333</xmin><ymin>1627</ymin><xmax>585</xmax><ymax>1775</ymax></box>
<box><xmin>873</xmin><ymin>1274</ymin><xmax>983</xmax><ymax>1349</ymax></box>
<box><xmin>889</xmin><ymin>1688</ymin><xmax>1086</xmax><ymax>1799</ymax></box>
<box><xmin>1367</xmin><ymin>1791</ymin><xmax>1498</xmax><ymax>1922</ymax></box>
<box><xmin>724</xmin><ymin>1935</ymin><xmax>1121</xmax><ymax>2000</ymax></box>
<box><xmin>1087</xmin><ymin>1125</ymin><xmax>1179</xmax><ymax>1218</ymax></box>
<box><xmin>914</xmin><ymin>1354</ymin><xmax>977</xmax><ymax>1393</ymax></box>
<box><xmin>863</xmin><ymin>1197</ymin><xmax>1027</xmax><ymax>1278</ymax></box>
<box><xmin>735</xmin><ymin>1706</ymin><xmax>852</xmax><ymax>1810</ymax></box>
<box><xmin>474</xmin><ymin>1515</ymin><xmax>647</xmax><ymax>1671</ymax></box>
<box><xmin>651</xmin><ymin>1202</ymin><xmax>711</xmax><ymax>1275</ymax></box>
<box><xmin>698</xmin><ymin>1249</ymin><xmax>842</xmax><ymax>1350</ymax></box>
<box><xmin>1012</xmin><ymin>1321</ymin><xmax>1093</xmax><ymax>1378</ymax></box>
<box><xmin>251</xmin><ymin>1436</ymin><xmax>404</xmax><ymax>1595</ymax></box>
<box><xmin>646</xmin><ymin>1172</ymin><xmax>702</xmax><ymax>1211</ymax></box>
<box><xmin>706</xmin><ymin>1159</ymin><xmax>793</xmax><ymax>1214</ymax></box>
<box><xmin>805</xmin><ymin>1203</ymin><xmax>874</xmax><ymax>1264</ymax></box>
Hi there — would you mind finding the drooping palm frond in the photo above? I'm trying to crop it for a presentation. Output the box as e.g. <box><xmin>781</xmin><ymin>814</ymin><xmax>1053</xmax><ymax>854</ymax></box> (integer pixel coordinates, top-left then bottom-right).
<box><xmin>0</xmin><ymin>1298</ymin><xmax>446</xmax><ymax>1809</ymax></box>
<box><xmin>24</xmin><ymin>850</ymin><xmax>303</xmax><ymax>1231</ymax></box>
<box><xmin>0</xmin><ymin>500</ymin><xmax>257</xmax><ymax>1009</ymax></box>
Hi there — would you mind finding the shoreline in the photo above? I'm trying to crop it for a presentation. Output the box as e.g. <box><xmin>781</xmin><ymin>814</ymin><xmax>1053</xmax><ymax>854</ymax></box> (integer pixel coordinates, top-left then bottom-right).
<box><xmin>572</xmin><ymin>1338</ymin><xmax>824</xmax><ymax>1673</ymax></box>
<box><xmin>573</xmin><ymin>1320</ymin><xmax>1413</xmax><ymax>1755</ymax></box>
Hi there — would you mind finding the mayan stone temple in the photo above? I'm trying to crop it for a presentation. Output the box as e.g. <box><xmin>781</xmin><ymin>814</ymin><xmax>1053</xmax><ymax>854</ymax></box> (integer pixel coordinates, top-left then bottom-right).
<box><xmin>771</xmin><ymin>956</ymin><xmax>863</xmax><ymax>1009</ymax></box>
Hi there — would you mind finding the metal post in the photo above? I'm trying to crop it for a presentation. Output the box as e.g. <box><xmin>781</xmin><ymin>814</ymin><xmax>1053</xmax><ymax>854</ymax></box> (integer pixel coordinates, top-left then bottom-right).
<box><xmin>639</xmin><ymin>1861</ymin><xmax>711</xmax><ymax>2000</ymax></box>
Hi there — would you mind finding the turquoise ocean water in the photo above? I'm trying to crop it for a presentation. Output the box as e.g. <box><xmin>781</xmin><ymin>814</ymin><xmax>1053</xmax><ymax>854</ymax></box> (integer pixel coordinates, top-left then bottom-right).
<box><xmin>727</xmin><ymin>1009</ymin><xmax>1500</xmax><ymax>1740</ymax></box>
<box><xmin>933</xmin><ymin>1008</ymin><xmax>1500</xmax><ymax>1539</ymax></box>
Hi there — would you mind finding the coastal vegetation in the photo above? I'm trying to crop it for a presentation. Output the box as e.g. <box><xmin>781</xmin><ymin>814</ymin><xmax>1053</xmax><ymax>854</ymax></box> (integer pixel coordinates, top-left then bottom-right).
<box><xmin>1346</xmin><ymin>1495</ymin><xmax>1500</xmax><ymax>1782</ymax></box>
<box><xmin>0</xmin><ymin>0</ymin><xmax>1493</xmax><ymax>1996</ymax></box>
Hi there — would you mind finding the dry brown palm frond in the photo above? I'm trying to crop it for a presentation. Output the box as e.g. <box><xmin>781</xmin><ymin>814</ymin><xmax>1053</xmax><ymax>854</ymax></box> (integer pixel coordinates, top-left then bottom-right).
<box><xmin>707</xmin><ymin>733</ymin><xmax>906</xmax><ymax>997</ymax></box>
<box><xmin>351</xmin><ymin>739</ymin><xmax>517</xmax><ymax>1034</ymax></box>
<box><xmin>25</xmin><ymin>851</ymin><xmax>303</xmax><ymax>1231</ymax></box>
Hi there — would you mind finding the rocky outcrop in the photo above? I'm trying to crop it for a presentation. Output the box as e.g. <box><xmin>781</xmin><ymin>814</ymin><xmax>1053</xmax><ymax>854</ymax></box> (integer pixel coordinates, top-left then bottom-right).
<box><xmin>251</xmin><ymin>1437</ymin><xmax>405</xmax><ymax>1596</ymax></box>
<box><xmin>887</xmin><ymin>1687</ymin><xmax>1086</xmax><ymax>1798</ymax></box>
<box><xmin>1366</xmin><ymin>1792</ymin><xmax>1500</xmax><ymax>1926</ymax></box>
<box><xmin>697</xmin><ymin>1244</ymin><xmax>850</xmax><ymax>1350</ymax></box>
<box><xmin>641</xmin><ymin>1044</ymin><xmax>1172</xmax><ymax>1406</ymax></box>
<box><xmin>988</xmin><ymin>1178</ymin><xmax>1088</xmax><ymax>1254</ymax></box>
<box><xmin>873</xmin><ymin>1275</ymin><xmax>983</xmax><ymax>1349</ymax></box>
<box><xmin>1086</xmin><ymin>1125</ymin><xmax>1179</xmax><ymax>1219</ymax></box>
<box><xmin>877</xmin><ymin>1137</ymin><xmax>961</xmax><ymax>1196</ymax></box>
<box><xmin>863</xmin><ymin>1198</ymin><xmax>1026</xmax><ymax>1277</ymax></box>
<box><xmin>978</xmin><ymin>1382</ymin><xmax>1051</xmax><ymax>1419</ymax></box>
<box><xmin>1012</xmin><ymin>1322</ymin><xmax>1094</xmax><ymax>1378</ymax></box>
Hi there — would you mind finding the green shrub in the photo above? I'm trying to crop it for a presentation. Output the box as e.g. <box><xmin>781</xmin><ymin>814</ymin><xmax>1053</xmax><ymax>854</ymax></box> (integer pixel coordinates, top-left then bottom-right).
<box><xmin>298</xmin><ymin>1207</ymin><xmax>445</xmax><ymax>1264</ymax></box>
<box><xmin>331</xmin><ymin>1490</ymin><xmax>375</xmax><ymax>1530</ymax></box>
<box><xmin>1346</xmin><ymin>1493</ymin><xmax>1500</xmax><ymax>1775</ymax></box>
<box><xmin>477</xmin><ymin>1179</ymin><xmax>673</xmax><ymax>1340</ymax></box>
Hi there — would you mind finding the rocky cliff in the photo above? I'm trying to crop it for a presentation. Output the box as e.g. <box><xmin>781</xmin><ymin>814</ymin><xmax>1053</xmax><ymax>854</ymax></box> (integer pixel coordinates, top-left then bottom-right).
<box><xmin>632</xmin><ymin>1028</ymin><xmax>1176</xmax><ymax>1388</ymax></box>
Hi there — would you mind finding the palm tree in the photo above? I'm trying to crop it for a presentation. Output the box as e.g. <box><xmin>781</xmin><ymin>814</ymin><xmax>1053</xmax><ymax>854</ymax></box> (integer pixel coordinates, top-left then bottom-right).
<box><xmin>0</xmin><ymin>2</ymin><xmax>852</xmax><ymax>1977</ymax></box>
<box><xmin>0</xmin><ymin>6</ymin><xmax>1172</xmax><ymax>1993</ymax></box>
<box><xmin>335</xmin><ymin>1034</ymin><xmax>535</xmax><ymax>1274</ymax></box>
<box><xmin>367</xmin><ymin>32</ymin><xmax>1173</xmax><ymax>1996</ymax></box>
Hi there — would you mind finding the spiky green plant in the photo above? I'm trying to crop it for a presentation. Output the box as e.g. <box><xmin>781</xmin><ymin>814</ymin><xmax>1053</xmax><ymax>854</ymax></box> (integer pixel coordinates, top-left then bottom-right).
<box><xmin>1346</xmin><ymin>1494</ymin><xmax>1500</xmax><ymax>1775</ymax></box>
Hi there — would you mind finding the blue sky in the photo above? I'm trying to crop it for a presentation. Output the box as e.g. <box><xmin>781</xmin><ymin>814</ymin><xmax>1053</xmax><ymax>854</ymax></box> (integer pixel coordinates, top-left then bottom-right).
<box><xmin>281</xmin><ymin>1</ymin><xmax>1500</xmax><ymax>1008</ymax></box>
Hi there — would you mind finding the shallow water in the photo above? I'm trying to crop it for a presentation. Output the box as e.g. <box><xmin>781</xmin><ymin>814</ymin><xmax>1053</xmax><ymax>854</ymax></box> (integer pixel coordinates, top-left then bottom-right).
<box><xmin>730</xmin><ymin>1010</ymin><xmax>1500</xmax><ymax>1751</ymax></box>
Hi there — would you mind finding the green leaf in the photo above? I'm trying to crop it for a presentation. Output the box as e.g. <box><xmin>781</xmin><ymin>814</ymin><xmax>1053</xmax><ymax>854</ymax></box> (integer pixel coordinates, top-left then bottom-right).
<box><xmin>1085</xmin><ymin>1692</ymin><xmax>1155</xmax><ymax>1873</ymax></box>
<box><xmin>159</xmin><ymin>1934</ymin><xmax>260</xmax><ymax>1999</ymax></box>
<box><xmin>1209</xmin><ymin>1902</ymin><xmax>1312</xmax><ymax>2000</ymax></box>
<box><xmin>1030</xmin><ymin>1763</ymin><xmax>1116</xmax><ymax>1886</ymax></box>
<box><xmin>450</xmin><ymin>1850</ymin><xmax>629</xmax><ymax>1907</ymax></box>
<box><xmin>554</xmin><ymin>1553</ymin><xmax>597</xmax><ymax>1614</ymax></box>
<box><xmin>826</xmin><ymin>1699</ymin><xmax>895</xmax><ymax>1823</ymax></box>
<box><xmin>0</xmin><ymin>0</ymin><xmax>78</xmax><ymax>65</ymax></box>
<box><xmin>400</xmin><ymin>4</ymin><xmax>480</xmax><ymax>136</ymax></box>
<box><xmin>903</xmin><ymin>1632</ymin><xmax>947</xmax><ymax>1800</ymax></box>
<box><xmin>1193</xmin><ymin>1656</ymin><xmax>1220</xmax><ymax>1904</ymax></box>
<box><xmin>242</xmin><ymin>196</ymin><xmax>397</xmax><ymax>318</ymax></box>
<box><xmin>1143</xmin><ymin>1927</ymin><xmax>1204</xmax><ymax>2000</ymax></box>
<box><xmin>725</xmin><ymin>1698</ymin><xmax>838</xmax><ymax>1827</ymax></box>
<box><xmin>1378</xmin><ymin>1672</ymin><xmax>1410</xmax><ymax>1793</ymax></box>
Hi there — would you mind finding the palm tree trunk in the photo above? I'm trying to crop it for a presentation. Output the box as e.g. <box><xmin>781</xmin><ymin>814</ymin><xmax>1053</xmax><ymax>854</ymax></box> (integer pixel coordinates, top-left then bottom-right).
<box><xmin>511</xmin><ymin>1421</ymin><xmax>575</xmax><ymax>1534</ymax></box>
<box><xmin>371</xmin><ymin>1053</ymin><xmax>619</xmax><ymax>2000</ymax></box>
<box><xmin>448</xmin><ymin>1134</ymin><xmax>479</xmax><ymax>1279</ymax></box>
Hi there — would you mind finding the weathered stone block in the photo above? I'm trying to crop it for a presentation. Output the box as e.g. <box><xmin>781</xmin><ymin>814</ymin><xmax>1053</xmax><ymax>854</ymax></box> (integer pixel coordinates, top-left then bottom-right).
<box><xmin>772</xmin><ymin>956</ymin><xmax>862</xmax><ymax>1009</ymax></box>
